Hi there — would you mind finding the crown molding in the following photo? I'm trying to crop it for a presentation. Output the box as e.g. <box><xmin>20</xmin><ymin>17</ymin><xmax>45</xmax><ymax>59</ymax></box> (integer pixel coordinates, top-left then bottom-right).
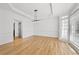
<box><xmin>69</xmin><ymin>3</ymin><xmax>78</xmax><ymax>17</ymax></box>
<box><xmin>8</xmin><ymin>3</ymin><xmax>33</xmax><ymax>20</ymax></box>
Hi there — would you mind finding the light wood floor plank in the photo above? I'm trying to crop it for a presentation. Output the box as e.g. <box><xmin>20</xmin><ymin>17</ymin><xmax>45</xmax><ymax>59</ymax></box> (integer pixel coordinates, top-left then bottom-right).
<box><xmin>0</xmin><ymin>36</ymin><xmax>77</xmax><ymax>55</ymax></box>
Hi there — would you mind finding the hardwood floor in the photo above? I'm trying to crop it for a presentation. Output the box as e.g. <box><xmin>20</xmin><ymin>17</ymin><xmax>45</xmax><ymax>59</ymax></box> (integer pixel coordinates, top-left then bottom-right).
<box><xmin>0</xmin><ymin>36</ymin><xmax>77</xmax><ymax>55</ymax></box>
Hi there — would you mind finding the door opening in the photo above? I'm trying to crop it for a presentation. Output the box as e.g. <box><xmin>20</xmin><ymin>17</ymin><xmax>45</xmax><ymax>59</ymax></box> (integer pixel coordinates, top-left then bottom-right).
<box><xmin>18</xmin><ymin>22</ymin><xmax>22</xmax><ymax>38</ymax></box>
<box><xmin>13</xmin><ymin>20</ymin><xmax>22</xmax><ymax>40</ymax></box>
<box><xmin>13</xmin><ymin>22</ymin><xmax>15</xmax><ymax>40</ymax></box>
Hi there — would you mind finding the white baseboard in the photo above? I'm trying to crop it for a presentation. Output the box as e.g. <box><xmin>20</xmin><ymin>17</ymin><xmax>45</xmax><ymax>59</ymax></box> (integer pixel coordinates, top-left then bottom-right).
<box><xmin>0</xmin><ymin>39</ymin><xmax>13</xmax><ymax>45</ymax></box>
<box><xmin>33</xmin><ymin>35</ymin><xmax>58</xmax><ymax>39</ymax></box>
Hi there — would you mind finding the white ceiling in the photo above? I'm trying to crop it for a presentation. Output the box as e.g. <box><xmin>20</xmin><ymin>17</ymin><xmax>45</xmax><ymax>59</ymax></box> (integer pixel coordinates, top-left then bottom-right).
<box><xmin>52</xmin><ymin>3</ymin><xmax>77</xmax><ymax>16</ymax></box>
<box><xmin>11</xmin><ymin>3</ymin><xmax>77</xmax><ymax>20</ymax></box>
<box><xmin>12</xmin><ymin>3</ymin><xmax>51</xmax><ymax>19</ymax></box>
<box><xmin>0</xmin><ymin>3</ymin><xmax>77</xmax><ymax>20</ymax></box>
<box><xmin>0</xmin><ymin>3</ymin><xmax>11</xmax><ymax>10</ymax></box>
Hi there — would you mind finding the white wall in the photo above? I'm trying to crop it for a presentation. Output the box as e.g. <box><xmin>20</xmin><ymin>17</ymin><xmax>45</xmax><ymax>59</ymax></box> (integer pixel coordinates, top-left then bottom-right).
<box><xmin>12</xmin><ymin>12</ymin><xmax>33</xmax><ymax>38</ymax></box>
<box><xmin>0</xmin><ymin>4</ymin><xmax>59</xmax><ymax>45</ymax></box>
<box><xmin>0</xmin><ymin>6</ymin><xmax>33</xmax><ymax>45</ymax></box>
<box><xmin>0</xmin><ymin>9</ymin><xmax>13</xmax><ymax>45</ymax></box>
<box><xmin>22</xmin><ymin>19</ymin><xmax>33</xmax><ymax>38</ymax></box>
<box><xmin>34</xmin><ymin>16</ymin><xmax>58</xmax><ymax>37</ymax></box>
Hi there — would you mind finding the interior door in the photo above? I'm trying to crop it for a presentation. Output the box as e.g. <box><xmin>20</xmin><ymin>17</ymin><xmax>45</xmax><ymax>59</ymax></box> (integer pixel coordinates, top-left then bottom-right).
<box><xmin>18</xmin><ymin>22</ymin><xmax>22</xmax><ymax>38</ymax></box>
<box><xmin>13</xmin><ymin>22</ymin><xmax>15</xmax><ymax>40</ymax></box>
<box><xmin>13</xmin><ymin>20</ymin><xmax>22</xmax><ymax>40</ymax></box>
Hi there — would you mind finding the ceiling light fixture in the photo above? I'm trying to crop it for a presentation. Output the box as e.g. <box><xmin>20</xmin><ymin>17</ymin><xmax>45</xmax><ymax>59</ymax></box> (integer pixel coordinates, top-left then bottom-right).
<box><xmin>32</xmin><ymin>9</ymin><xmax>40</xmax><ymax>22</ymax></box>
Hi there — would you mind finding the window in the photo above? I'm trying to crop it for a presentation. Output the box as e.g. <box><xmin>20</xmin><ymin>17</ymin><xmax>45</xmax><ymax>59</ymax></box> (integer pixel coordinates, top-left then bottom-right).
<box><xmin>61</xmin><ymin>18</ymin><xmax>69</xmax><ymax>41</ymax></box>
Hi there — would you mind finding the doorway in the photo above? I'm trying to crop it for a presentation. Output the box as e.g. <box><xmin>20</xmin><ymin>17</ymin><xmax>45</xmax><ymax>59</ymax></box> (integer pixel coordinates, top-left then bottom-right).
<box><xmin>13</xmin><ymin>20</ymin><xmax>22</xmax><ymax>40</ymax></box>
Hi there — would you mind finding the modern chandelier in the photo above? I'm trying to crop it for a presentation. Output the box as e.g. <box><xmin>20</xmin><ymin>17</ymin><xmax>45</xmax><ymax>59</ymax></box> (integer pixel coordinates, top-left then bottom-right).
<box><xmin>32</xmin><ymin>9</ymin><xmax>40</xmax><ymax>22</ymax></box>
